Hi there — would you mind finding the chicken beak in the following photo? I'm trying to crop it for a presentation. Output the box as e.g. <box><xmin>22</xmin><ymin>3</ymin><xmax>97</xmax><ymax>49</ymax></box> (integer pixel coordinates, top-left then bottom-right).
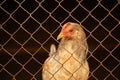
<box><xmin>57</xmin><ymin>33</ymin><xmax>64</xmax><ymax>40</ymax></box>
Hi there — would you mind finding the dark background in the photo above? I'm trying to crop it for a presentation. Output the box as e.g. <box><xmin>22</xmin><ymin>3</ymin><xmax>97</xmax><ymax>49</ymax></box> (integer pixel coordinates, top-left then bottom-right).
<box><xmin>0</xmin><ymin>0</ymin><xmax>120</xmax><ymax>80</ymax></box>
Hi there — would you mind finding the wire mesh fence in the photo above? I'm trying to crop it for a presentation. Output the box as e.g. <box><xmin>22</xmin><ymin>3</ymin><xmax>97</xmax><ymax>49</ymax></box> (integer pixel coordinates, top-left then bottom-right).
<box><xmin>0</xmin><ymin>0</ymin><xmax>120</xmax><ymax>80</ymax></box>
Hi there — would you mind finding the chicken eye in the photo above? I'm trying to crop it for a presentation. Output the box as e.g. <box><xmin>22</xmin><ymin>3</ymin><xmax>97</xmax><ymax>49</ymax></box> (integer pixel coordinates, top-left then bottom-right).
<box><xmin>69</xmin><ymin>29</ymin><xmax>73</xmax><ymax>32</ymax></box>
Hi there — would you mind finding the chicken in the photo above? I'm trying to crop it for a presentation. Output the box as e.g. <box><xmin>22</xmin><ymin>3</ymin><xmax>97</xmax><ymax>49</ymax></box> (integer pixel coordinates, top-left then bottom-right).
<box><xmin>42</xmin><ymin>22</ymin><xmax>89</xmax><ymax>80</ymax></box>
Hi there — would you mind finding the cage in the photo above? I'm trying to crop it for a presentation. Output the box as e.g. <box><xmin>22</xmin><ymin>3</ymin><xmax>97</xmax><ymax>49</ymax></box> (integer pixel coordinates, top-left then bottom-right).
<box><xmin>0</xmin><ymin>0</ymin><xmax>120</xmax><ymax>80</ymax></box>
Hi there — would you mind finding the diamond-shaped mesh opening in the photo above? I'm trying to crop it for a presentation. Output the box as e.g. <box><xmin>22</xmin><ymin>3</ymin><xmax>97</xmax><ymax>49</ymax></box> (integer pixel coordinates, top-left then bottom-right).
<box><xmin>101</xmin><ymin>15</ymin><xmax>119</xmax><ymax>30</ymax></box>
<box><xmin>88</xmin><ymin>76</ymin><xmax>96</xmax><ymax>80</ymax></box>
<box><xmin>0</xmin><ymin>49</ymin><xmax>12</xmax><ymax>65</ymax></box>
<box><xmin>105</xmin><ymin>75</ymin><xmax>117</xmax><ymax>80</ymax></box>
<box><xmin>87</xmin><ymin>36</ymin><xmax>99</xmax><ymax>52</ymax></box>
<box><xmin>3</xmin><ymin>18</ymin><xmax>20</xmax><ymax>34</ymax></box>
<box><xmin>51</xmin><ymin>6</ymin><xmax>69</xmax><ymax>22</ymax></box>
<box><xmin>101</xmin><ymin>0</ymin><xmax>118</xmax><ymax>10</ymax></box>
<box><xmin>23</xmin><ymin>17</ymin><xmax>40</xmax><ymax>33</ymax></box>
<box><xmin>102</xmin><ymin>36</ymin><xmax>119</xmax><ymax>51</ymax></box>
<box><xmin>0</xmin><ymin>70</ymin><xmax>12</xmax><ymax>80</ymax></box>
<box><xmin>34</xmin><ymin>47</ymin><xmax>48</xmax><ymax>64</ymax></box>
<box><xmin>13</xmin><ymin>28</ymin><xmax>30</xmax><ymax>44</ymax></box>
<box><xmin>3</xmin><ymin>39</ymin><xmax>21</xmax><ymax>55</ymax></box>
<box><xmin>33</xmin><ymin>28</ymin><xmax>50</xmax><ymax>44</ymax></box>
<box><xmin>72</xmin><ymin>5</ymin><xmax>88</xmax><ymax>21</ymax></box>
<box><xmin>1</xmin><ymin>0</ymin><xmax>18</xmax><ymax>13</ymax></box>
<box><xmin>5</xmin><ymin>59</ymin><xmax>22</xmax><ymax>75</ymax></box>
<box><xmin>88</xmin><ymin>56</ymin><xmax>100</xmax><ymax>72</ymax></box>
<box><xmin>35</xmin><ymin>70</ymin><xmax>43</xmax><ymax>80</ymax></box>
<box><xmin>0</xmin><ymin>0</ymin><xmax>120</xmax><ymax>80</ymax></box>
<box><xmin>82</xmin><ymin>16</ymin><xmax>99</xmax><ymax>31</ymax></box>
<box><xmin>42</xmin><ymin>17</ymin><xmax>59</xmax><ymax>33</ymax></box>
<box><xmin>14</xmin><ymin>48</ymin><xmax>31</xmax><ymax>64</ymax></box>
<box><xmin>93</xmin><ymin>66</ymin><xmax>109</xmax><ymax>80</ymax></box>
<box><xmin>103</xmin><ymin>56</ymin><xmax>119</xmax><ymax>71</ymax></box>
<box><xmin>91</xmin><ymin>5</ymin><xmax>108</xmax><ymax>21</ymax></box>
<box><xmin>111</xmin><ymin>24</ymin><xmax>120</xmax><ymax>40</ymax></box>
<box><xmin>12</xmin><ymin>7</ymin><xmax>29</xmax><ymax>23</ymax></box>
<box><xmin>41</xmin><ymin>0</ymin><xmax>58</xmax><ymax>12</ymax></box>
<box><xmin>15</xmin><ymin>69</ymin><xmax>32</xmax><ymax>80</ymax></box>
<box><xmin>60</xmin><ymin>0</ymin><xmax>78</xmax><ymax>12</ymax></box>
<box><xmin>93</xmin><ymin>46</ymin><xmax>109</xmax><ymax>62</ymax></box>
<box><xmin>25</xmin><ymin>59</ymin><xmax>42</xmax><ymax>74</ymax></box>
<box><xmin>92</xmin><ymin>25</ymin><xmax>108</xmax><ymax>41</ymax></box>
<box><xmin>0</xmin><ymin>29</ymin><xmax>10</xmax><ymax>45</ymax></box>
<box><xmin>21</xmin><ymin>0</ymin><xmax>39</xmax><ymax>13</ymax></box>
<box><xmin>111</xmin><ymin>4</ymin><xmax>120</xmax><ymax>21</ymax></box>
<box><xmin>32</xmin><ymin>7</ymin><xmax>49</xmax><ymax>23</ymax></box>
<box><xmin>23</xmin><ymin>39</ymin><xmax>41</xmax><ymax>54</ymax></box>
<box><xmin>0</xmin><ymin>8</ymin><xmax>9</xmax><ymax>24</ymax></box>
<box><xmin>112</xmin><ymin>45</ymin><xmax>120</xmax><ymax>61</ymax></box>
<box><xmin>112</xmin><ymin>65</ymin><xmax>120</xmax><ymax>79</ymax></box>
<box><xmin>81</xmin><ymin>0</ymin><xmax>98</xmax><ymax>11</ymax></box>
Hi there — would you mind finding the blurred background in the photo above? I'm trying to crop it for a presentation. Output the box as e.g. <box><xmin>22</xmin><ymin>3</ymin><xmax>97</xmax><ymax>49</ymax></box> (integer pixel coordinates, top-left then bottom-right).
<box><xmin>0</xmin><ymin>0</ymin><xmax>120</xmax><ymax>80</ymax></box>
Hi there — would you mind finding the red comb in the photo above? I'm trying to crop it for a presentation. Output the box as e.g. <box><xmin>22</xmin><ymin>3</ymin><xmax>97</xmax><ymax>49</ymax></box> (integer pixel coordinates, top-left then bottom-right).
<box><xmin>63</xmin><ymin>22</ymin><xmax>71</xmax><ymax>30</ymax></box>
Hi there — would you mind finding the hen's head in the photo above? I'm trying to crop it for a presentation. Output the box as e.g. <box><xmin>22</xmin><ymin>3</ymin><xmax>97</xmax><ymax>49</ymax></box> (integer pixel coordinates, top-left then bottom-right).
<box><xmin>57</xmin><ymin>22</ymin><xmax>86</xmax><ymax>40</ymax></box>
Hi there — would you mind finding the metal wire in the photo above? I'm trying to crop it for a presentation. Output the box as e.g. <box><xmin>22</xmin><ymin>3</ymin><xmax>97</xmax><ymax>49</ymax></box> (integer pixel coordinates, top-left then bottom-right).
<box><xmin>0</xmin><ymin>0</ymin><xmax>120</xmax><ymax>80</ymax></box>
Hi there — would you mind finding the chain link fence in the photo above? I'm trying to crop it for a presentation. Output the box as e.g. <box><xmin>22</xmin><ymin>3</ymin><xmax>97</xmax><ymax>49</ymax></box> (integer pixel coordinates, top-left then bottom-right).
<box><xmin>0</xmin><ymin>0</ymin><xmax>120</xmax><ymax>80</ymax></box>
